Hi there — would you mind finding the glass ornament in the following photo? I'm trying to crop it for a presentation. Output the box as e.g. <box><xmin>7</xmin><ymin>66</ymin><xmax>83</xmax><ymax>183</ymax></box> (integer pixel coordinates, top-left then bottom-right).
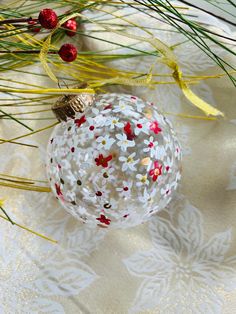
<box><xmin>47</xmin><ymin>93</ymin><xmax>181</xmax><ymax>228</ymax></box>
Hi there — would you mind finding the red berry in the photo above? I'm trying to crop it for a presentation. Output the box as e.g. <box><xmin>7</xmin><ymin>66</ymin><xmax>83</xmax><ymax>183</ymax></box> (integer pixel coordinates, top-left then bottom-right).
<box><xmin>62</xmin><ymin>19</ymin><xmax>77</xmax><ymax>37</ymax></box>
<box><xmin>38</xmin><ymin>8</ymin><xmax>58</xmax><ymax>29</ymax></box>
<box><xmin>58</xmin><ymin>43</ymin><xmax>77</xmax><ymax>62</ymax></box>
<box><xmin>28</xmin><ymin>20</ymin><xmax>41</xmax><ymax>33</ymax></box>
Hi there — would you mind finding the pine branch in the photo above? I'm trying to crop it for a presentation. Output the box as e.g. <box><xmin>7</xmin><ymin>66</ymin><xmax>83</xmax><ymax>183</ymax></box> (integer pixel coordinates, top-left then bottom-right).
<box><xmin>177</xmin><ymin>0</ymin><xmax>236</xmax><ymax>27</ymax></box>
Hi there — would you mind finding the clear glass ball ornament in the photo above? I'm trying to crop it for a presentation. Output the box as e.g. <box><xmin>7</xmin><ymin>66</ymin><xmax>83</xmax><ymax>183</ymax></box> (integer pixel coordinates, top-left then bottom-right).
<box><xmin>47</xmin><ymin>93</ymin><xmax>181</xmax><ymax>228</ymax></box>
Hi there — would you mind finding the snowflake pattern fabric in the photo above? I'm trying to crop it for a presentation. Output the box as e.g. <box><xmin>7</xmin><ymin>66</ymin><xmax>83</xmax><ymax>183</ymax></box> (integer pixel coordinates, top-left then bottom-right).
<box><xmin>124</xmin><ymin>197</ymin><xmax>236</xmax><ymax>313</ymax></box>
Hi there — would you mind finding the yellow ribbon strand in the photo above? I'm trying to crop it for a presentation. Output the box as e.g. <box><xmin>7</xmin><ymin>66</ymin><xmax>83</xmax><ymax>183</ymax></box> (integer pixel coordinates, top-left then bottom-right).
<box><xmin>90</xmin><ymin>75</ymin><xmax>153</xmax><ymax>88</ymax></box>
<box><xmin>110</xmin><ymin>30</ymin><xmax>224</xmax><ymax>117</ymax></box>
<box><xmin>0</xmin><ymin>87</ymin><xmax>94</xmax><ymax>95</ymax></box>
<box><xmin>163</xmin><ymin>111</ymin><xmax>217</xmax><ymax>121</ymax></box>
<box><xmin>172</xmin><ymin>66</ymin><xmax>224</xmax><ymax>117</ymax></box>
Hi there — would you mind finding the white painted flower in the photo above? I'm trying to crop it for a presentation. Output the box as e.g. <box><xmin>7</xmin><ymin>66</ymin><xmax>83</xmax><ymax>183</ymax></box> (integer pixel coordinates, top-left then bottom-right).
<box><xmin>64</xmin><ymin>190</ymin><xmax>76</xmax><ymax>202</ymax></box>
<box><xmin>153</xmin><ymin>109</ymin><xmax>167</xmax><ymax>125</ymax></box>
<box><xmin>143</xmin><ymin>136</ymin><xmax>159</xmax><ymax>157</ymax></box>
<box><xmin>116</xmin><ymin>133</ymin><xmax>135</xmax><ymax>152</ymax></box>
<box><xmin>92</xmin><ymin>184</ymin><xmax>110</xmax><ymax>200</ymax></box>
<box><xmin>83</xmin><ymin>192</ymin><xmax>97</xmax><ymax>204</ymax></box>
<box><xmin>113</xmin><ymin>101</ymin><xmax>134</xmax><ymax>115</ymax></box>
<box><xmin>58</xmin><ymin>145</ymin><xmax>71</xmax><ymax>158</ymax></box>
<box><xmin>63</xmin><ymin>172</ymin><xmax>78</xmax><ymax>186</ymax></box>
<box><xmin>84</xmin><ymin>116</ymin><xmax>97</xmax><ymax>139</ymax></box>
<box><xmin>124</xmin><ymin>199</ymin><xmax>236</xmax><ymax>313</ymax></box>
<box><xmin>60</xmin><ymin>158</ymin><xmax>72</xmax><ymax>171</ymax></box>
<box><xmin>164</xmin><ymin>133</ymin><xmax>173</xmax><ymax>151</ymax></box>
<box><xmin>119</xmin><ymin>152</ymin><xmax>139</xmax><ymax>171</ymax></box>
<box><xmin>163</xmin><ymin>156</ymin><xmax>173</xmax><ymax>173</ymax></box>
<box><xmin>133</xmin><ymin>118</ymin><xmax>149</xmax><ymax>136</ymax></box>
<box><xmin>161</xmin><ymin>183</ymin><xmax>172</xmax><ymax>197</ymax></box>
<box><xmin>138</xmin><ymin>187</ymin><xmax>157</xmax><ymax>204</ymax></box>
<box><xmin>108</xmin><ymin>198</ymin><xmax>119</xmax><ymax>210</ymax></box>
<box><xmin>136</xmin><ymin>174</ymin><xmax>149</xmax><ymax>187</ymax></box>
<box><xmin>155</xmin><ymin>145</ymin><xmax>167</xmax><ymax>160</ymax></box>
<box><xmin>101</xmin><ymin>167</ymin><xmax>116</xmax><ymax>184</ymax></box>
<box><xmin>113</xmin><ymin>100</ymin><xmax>140</xmax><ymax>118</ymax></box>
<box><xmin>116</xmin><ymin>180</ymin><xmax>133</xmax><ymax>197</ymax></box>
<box><xmin>174</xmin><ymin>146</ymin><xmax>181</xmax><ymax>160</ymax></box>
<box><xmin>91</xmin><ymin>108</ymin><xmax>107</xmax><ymax>127</ymax></box>
<box><xmin>135</xmin><ymin>99</ymin><xmax>146</xmax><ymax>112</ymax></box>
<box><xmin>105</xmin><ymin>116</ymin><xmax>124</xmax><ymax>129</ymax></box>
<box><xmin>172</xmin><ymin>171</ymin><xmax>181</xmax><ymax>190</ymax></box>
<box><xmin>96</xmin><ymin>135</ymin><xmax>115</xmax><ymax>150</ymax></box>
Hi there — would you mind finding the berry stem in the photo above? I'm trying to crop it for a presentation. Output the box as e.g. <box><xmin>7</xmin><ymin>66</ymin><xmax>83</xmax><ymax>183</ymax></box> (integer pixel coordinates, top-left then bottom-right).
<box><xmin>0</xmin><ymin>17</ymin><xmax>38</xmax><ymax>25</ymax></box>
<box><xmin>0</xmin><ymin>50</ymin><xmax>57</xmax><ymax>54</ymax></box>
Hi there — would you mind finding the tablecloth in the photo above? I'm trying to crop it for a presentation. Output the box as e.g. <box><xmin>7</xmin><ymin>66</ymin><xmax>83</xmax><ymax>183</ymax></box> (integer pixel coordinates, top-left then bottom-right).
<box><xmin>0</xmin><ymin>2</ymin><xmax>236</xmax><ymax>314</ymax></box>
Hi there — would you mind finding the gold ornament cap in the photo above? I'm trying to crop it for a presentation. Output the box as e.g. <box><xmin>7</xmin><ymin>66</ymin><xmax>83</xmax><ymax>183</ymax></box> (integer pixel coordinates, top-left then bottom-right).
<box><xmin>52</xmin><ymin>84</ymin><xmax>95</xmax><ymax>121</ymax></box>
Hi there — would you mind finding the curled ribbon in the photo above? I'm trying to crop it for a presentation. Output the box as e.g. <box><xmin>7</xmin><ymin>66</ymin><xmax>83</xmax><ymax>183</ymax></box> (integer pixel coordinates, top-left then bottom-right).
<box><xmin>102</xmin><ymin>27</ymin><xmax>224</xmax><ymax>117</ymax></box>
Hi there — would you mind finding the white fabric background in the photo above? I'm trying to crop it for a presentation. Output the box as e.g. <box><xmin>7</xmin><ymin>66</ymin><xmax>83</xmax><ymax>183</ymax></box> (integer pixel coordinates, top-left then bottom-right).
<box><xmin>0</xmin><ymin>2</ymin><xmax>236</xmax><ymax>313</ymax></box>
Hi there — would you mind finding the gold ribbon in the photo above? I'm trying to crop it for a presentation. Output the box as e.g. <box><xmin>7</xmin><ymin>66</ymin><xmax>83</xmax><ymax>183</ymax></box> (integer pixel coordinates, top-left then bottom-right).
<box><xmin>100</xmin><ymin>26</ymin><xmax>224</xmax><ymax>117</ymax></box>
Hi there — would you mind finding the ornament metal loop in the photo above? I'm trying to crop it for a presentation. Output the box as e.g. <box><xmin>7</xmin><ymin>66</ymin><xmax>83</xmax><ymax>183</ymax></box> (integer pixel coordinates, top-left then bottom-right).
<box><xmin>52</xmin><ymin>83</ymin><xmax>95</xmax><ymax>121</ymax></box>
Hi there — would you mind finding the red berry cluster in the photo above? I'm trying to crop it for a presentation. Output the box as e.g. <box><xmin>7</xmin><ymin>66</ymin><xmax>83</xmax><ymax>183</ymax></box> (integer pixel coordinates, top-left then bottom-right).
<box><xmin>27</xmin><ymin>9</ymin><xmax>78</xmax><ymax>62</ymax></box>
<box><xmin>37</xmin><ymin>9</ymin><xmax>78</xmax><ymax>62</ymax></box>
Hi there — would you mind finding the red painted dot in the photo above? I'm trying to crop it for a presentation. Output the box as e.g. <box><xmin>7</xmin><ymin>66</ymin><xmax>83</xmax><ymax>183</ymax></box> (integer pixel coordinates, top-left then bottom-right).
<box><xmin>166</xmin><ymin>166</ymin><xmax>170</xmax><ymax>171</ymax></box>
<box><xmin>96</xmin><ymin>191</ymin><xmax>102</xmax><ymax>196</ymax></box>
<box><xmin>89</xmin><ymin>125</ymin><xmax>95</xmax><ymax>131</ymax></box>
<box><xmin>71</xmin><ymin>147</ymin><xmax>75</xmax><ymax>153</ymax></box>
<box><xmin>137</xmin><ymin>123</ymin><xmax>142</xmax><ymax>129</ymax></box>
<box><xmin>58</xmin><ymin>164</ymin><xmax>61</xmax><ymax>169</ymax></box>
<box><xmin>123</xmin><ymin>187</ymin><xmax>129</xmax><ymax>191</ymax></box>
<box><xmin>104</xmin><ymin>104</ymin><xmax>113</xmax><ymax>110</ymax></box>
<box><xmin>148</xmin><ymin>142</ymin><xmax>154</xmax><ymax>148</ymax></box>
